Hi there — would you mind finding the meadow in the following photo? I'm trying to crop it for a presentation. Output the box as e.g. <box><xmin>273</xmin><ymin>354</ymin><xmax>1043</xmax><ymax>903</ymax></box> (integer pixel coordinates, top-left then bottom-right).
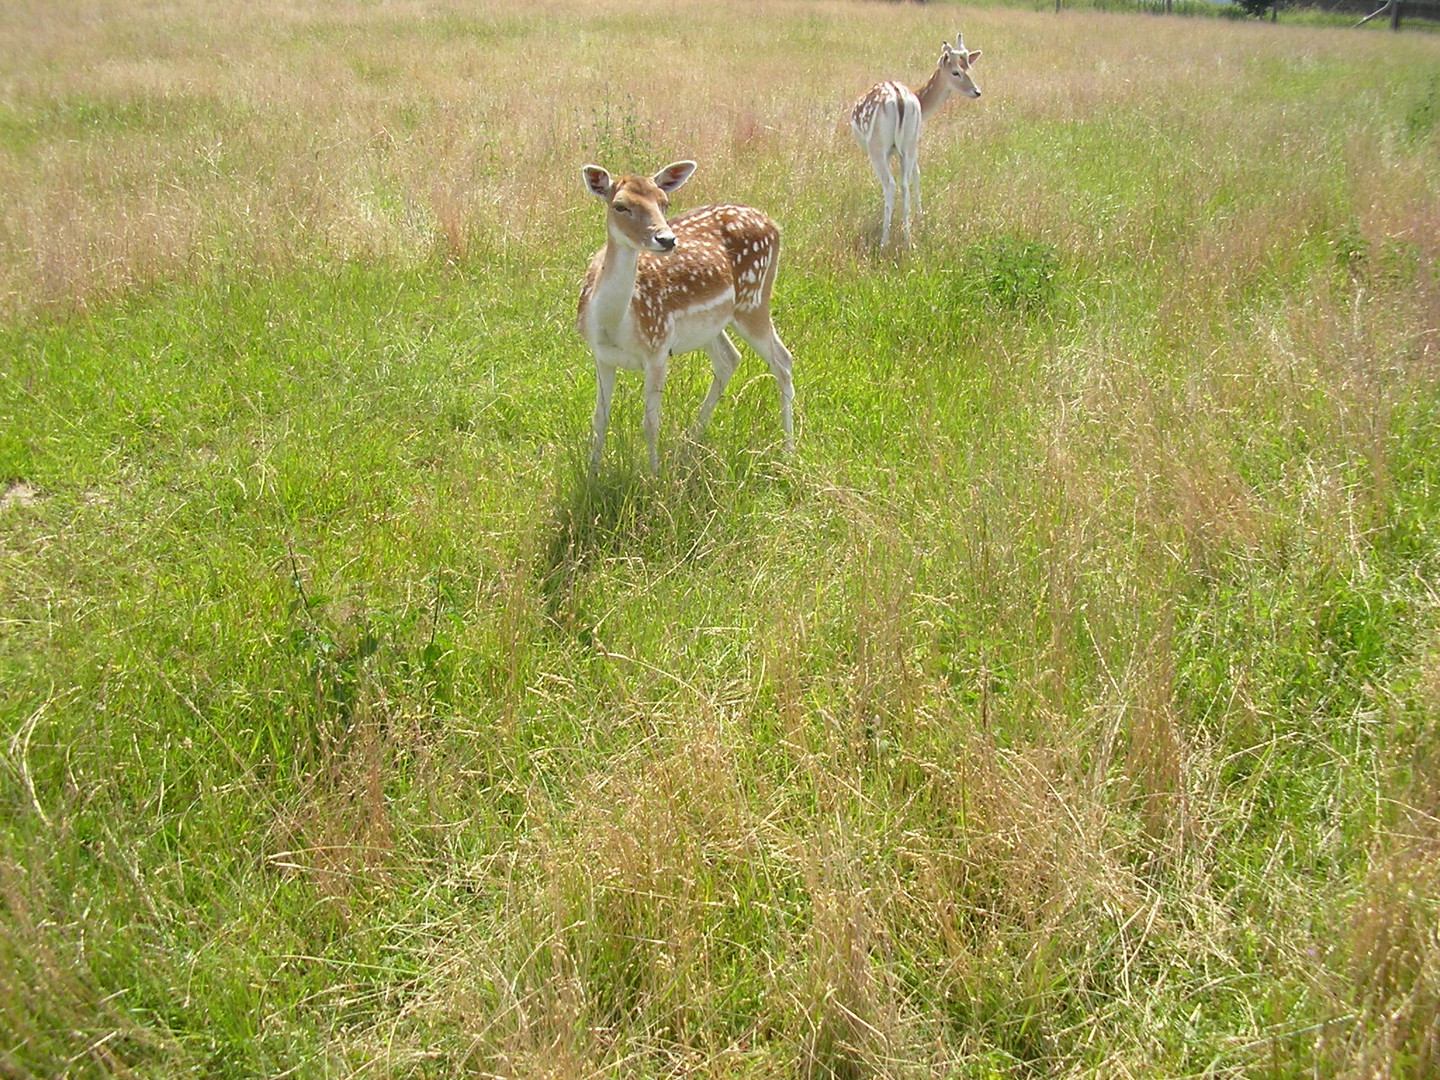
<box><xmin>2</xmin><ymin>0</ymin><xmax>1440</xmax><ymax>1076</ymax></box>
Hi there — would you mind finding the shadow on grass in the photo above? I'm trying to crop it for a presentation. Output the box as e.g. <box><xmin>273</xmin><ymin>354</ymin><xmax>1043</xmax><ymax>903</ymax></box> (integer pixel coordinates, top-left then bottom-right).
<box><xmin>536</xmin><ymin>435</ymin><xmax>779</xmax><ymax>643</ymax></box>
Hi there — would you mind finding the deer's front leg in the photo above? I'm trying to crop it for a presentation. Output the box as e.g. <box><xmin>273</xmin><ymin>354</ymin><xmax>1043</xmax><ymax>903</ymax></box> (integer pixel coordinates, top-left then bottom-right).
<box><xmin>591</xmin><ymin>360</ymin><xmax>618</xmax><ymax>470</ymax></box>
<box><xmin>642</xmin><ymin>355</ymin><xmax>670</xmax><ymax>474</ymax></box>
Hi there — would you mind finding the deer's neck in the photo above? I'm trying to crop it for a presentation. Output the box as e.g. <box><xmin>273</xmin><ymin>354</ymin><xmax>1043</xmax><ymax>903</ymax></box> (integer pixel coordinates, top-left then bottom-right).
<box><xmin>916</xmin><ymin>69</ymin><xmax>952</xmax><ymax>118</ymax></box>
<box><xmin>590</xmin><ymin>238</ymin><xmax>641</xmax><ymax>331</ymax></box>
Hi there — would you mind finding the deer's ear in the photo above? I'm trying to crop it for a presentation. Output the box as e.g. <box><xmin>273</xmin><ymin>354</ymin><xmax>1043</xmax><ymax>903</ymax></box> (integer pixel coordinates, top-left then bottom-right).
<box><xmin>652</xmin><ymin>160</ymin><xmax>696</xmax><ymax>194</ymax></box>
<box><xmin>965</xmin><ymin>49</ymin><xmax>981</xmax><ymax>65</ymax></box>
<box><xmin>582</xmin><ymin>165</ymin><xmax>613</xmax><ymax>199</ymax></box>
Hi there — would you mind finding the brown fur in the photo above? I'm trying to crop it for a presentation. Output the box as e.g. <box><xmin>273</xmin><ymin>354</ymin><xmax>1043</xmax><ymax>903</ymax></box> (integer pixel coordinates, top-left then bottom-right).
<box><xmin>578</xmin><ymin>203</ymin><xmax>779</xmax><ymax>353</ymax></box>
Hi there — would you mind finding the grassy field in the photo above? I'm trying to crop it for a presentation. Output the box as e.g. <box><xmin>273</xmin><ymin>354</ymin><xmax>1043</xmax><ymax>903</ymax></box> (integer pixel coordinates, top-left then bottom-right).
<box><xmin>3</xmin><ymin>0</ymin><xmax>1440</xmax><ymax>1076</ymax></box>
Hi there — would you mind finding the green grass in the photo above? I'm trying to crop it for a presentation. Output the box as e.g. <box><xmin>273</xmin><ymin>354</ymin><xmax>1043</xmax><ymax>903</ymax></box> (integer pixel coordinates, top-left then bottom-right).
<box><xmin>4</xmin><ymin>1</ymin><xmax>1440</xmax><ymax>1076</ymax></box>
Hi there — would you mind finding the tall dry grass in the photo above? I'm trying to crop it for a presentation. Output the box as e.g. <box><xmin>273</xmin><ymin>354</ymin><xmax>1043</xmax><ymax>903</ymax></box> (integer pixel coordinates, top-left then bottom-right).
<box><xmin>3</xmin><ymin>0</ymin><xmax>1433</xmax><ymax>314</ymax></box>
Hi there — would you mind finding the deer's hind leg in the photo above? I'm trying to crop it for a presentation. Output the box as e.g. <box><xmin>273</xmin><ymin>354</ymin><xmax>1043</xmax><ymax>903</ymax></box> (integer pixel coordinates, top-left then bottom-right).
<box><xmin>732</xmin><ymin>312</ymin><xmax>795</xmax><ymax>453</ymax></box>
<box><xmin>901</xmin><ymin>147</ymin><xmax>920</xmax><ymax>243</ymax></box>
<box><xmin>695</xmin><ymin>331</ymin><xmax>743</xmax><ymax>434</ymax></box>
<box><xmin>865</xmin><ymin>142</ymin><xmax>898</xmax><ymax>247</ymax></box>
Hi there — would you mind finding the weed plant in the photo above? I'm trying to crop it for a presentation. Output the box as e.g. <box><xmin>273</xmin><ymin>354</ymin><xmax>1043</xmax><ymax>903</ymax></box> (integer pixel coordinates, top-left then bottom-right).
<box><xmin>3</xmin><ymin>0</ymin><xmax>1440</xmax><ymax>1076</ymax></box>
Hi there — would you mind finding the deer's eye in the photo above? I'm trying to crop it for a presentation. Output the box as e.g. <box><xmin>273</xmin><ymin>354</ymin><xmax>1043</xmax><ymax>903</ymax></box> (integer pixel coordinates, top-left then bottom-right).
<box><xmin>614</xmin><ymin>204</ymin><xmax>631</xmax><ymax>214</ymax></box>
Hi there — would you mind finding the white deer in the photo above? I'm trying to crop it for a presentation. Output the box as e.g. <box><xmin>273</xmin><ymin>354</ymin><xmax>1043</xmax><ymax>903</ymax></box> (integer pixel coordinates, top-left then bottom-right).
<box><xmin>577</xmin><ymin>160</ymin><xmax>796</xmax><ymax>473</ymax></box>
<box><xmin>851</xmin><ymin>33</ymin><xmax>982</xmax><ymax>246</ymax></box>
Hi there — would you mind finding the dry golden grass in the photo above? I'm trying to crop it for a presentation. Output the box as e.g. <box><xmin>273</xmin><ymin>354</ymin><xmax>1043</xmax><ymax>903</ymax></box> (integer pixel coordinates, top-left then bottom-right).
<box><xmin>3</xmin><ymin>0</ymin><xmax>1434</xmax><ymax>314</ymax></box>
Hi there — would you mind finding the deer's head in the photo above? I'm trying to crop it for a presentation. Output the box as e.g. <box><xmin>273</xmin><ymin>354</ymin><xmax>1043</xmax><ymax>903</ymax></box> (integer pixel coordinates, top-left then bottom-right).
<box><xmin>940</xmin><ymin>34</ymin><xmax>983</xmax><ymax>99</ymax></box>
<box><xmin>582</xmin><ymin>161</ymin><xmax>697</xmax><ymax>253</ymax></box>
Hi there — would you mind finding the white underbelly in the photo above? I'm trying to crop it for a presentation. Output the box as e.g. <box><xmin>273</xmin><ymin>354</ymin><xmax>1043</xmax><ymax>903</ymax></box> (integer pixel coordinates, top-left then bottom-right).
<box><xmin>591</xmin><ymin>342</ymin><xmax>647</xmax><ymax>371</ymax></box>
<box><xmin>668</xmin><ymin>289</ymin><xmax>735</xmax><ymax>355</ymax></box>
<box><xmin>584</xmin><ymin>287</ymin><xmax>736</xmax><ymax>367</ymax></box>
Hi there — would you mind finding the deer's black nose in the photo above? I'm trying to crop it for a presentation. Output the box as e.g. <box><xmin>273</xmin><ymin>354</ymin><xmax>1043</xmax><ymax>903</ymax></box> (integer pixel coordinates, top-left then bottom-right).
<box><xmin>656</xmin><ymin>235</ymin><xmax>677</xmax><ymax>252</ymax></box>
